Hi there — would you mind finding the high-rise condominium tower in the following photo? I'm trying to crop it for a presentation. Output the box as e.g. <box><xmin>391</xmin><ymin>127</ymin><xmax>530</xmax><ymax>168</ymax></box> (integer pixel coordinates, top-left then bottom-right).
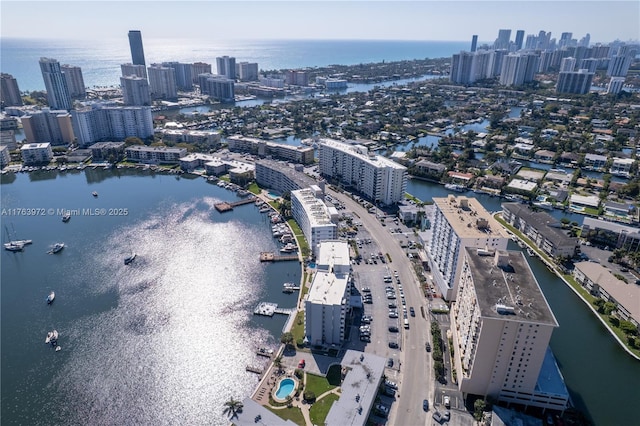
<box><xmin>39</xmin><ymin>57</ymin><xmax>72</xmax><ymax>111</ymax></box>
<box><xmin>128</xmin><ymin>30</ymin><xmax>146</xmax><ymax>66</ymax></box>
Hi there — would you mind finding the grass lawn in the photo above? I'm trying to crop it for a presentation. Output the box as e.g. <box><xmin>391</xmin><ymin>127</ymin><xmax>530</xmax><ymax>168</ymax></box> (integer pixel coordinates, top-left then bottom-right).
<box><xmin>291</xmin><ymin>311</ymin><xmax>307</xmax><ymax>348</ymax></box>
<box><xmin>265</xmin><ymin>405</ymin><xmax>305</xmax><ymax>426</ymax></box>
<box><xmin>247</xmin><ymin>182</ymin><xmax>261</xmax><ymax>195</ymax></box>
<box><xmin>304</xmin><ymin>373</ymin><xmax>337</xmax><ymax>399</ymax></box>
<box><xmin>309</xmin><ymin>392</ymin><xmax>340</xmax><ymax>425</ymax></box>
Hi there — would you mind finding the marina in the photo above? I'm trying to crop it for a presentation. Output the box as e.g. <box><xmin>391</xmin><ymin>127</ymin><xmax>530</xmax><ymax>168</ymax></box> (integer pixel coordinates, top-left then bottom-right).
<box><xmin>253</xmin><ymin>302</ymin><xmax>296</xmax><ymax>317</ymax></box>
<box><xmin>214</xmin><ymin>196</ymin><xmax>258</xmax><ymax>212</ymax></box>
<box><xmin>259</xmin><ymin>252</ymin><xmax>300</xmax><ymax>262</ymax></box>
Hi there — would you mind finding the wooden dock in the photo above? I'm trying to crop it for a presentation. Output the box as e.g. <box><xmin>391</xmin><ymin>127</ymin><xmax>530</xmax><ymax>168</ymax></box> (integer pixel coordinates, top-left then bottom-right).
<box><xmin>214</xmin><ymin>196</ymin><xmax>258</xmax><ymax>212</ymax></box>
<box><xmin>260</xmin><ymin>252</ymin><xmax>300</xmax><ymax>262</ymax></box>
<box><xmin>246</xmin><ymin>365</ymin><xmax>263</xmax><ymax>375</ymax></box>
<box><xmin>254</xmin><ymin>302</ymin><xmax>296</xmax><ymax>317</ymax></box>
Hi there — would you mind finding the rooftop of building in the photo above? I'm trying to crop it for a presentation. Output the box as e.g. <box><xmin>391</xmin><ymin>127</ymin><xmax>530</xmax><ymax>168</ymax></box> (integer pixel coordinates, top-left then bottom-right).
<box><xmin>574</xmin><ymin>261</ymin><xmax>640</xmax><ymax>323</ymax></box>
<box><xmin>227</xmin><ymin>134</ymin><xmax>314</xmax><ymax>152</ymax></box>
<box><xmin>20</xmin><ymin>142</ymin><xmax>51</xmax><ymax>149</ymax></box>
<box><xmin>502</xmin><ymin>203</ymin><xmax>578</xmax><ymax>247</ymax></box>
<box><xmin>89</xmin><ymin>141</ymin><xmax>126</xmax><ymax>149</ymax></box>
<box><xmin>126</xmin><ymin>145</ymin><xmax>187</xmax><ymax>153</ymax></box>
<box><xmin>318</xmin><ymin>138</ymin><xmax>407</xmax><ymax>170</ymax></box>
<box><xmin>583</xmin><ymin>216</ymin><xmax>640</xmax><ymax>236</ymax></box>
<box><xmin>292</xmin><ymin>188</ymin><xmax>335</xmax><ymax>226</ymax></box>
<box><xmin>433</xmin><ymin>195</ymin><xmax>507</xmax><ymax>239</ymax></box>
<box><xmin>316</xmin><ymin>240</ymin><xmax>351</xmax><ymax>270</ymax></box>
<box><xmin>307</xmin><ymin>270</ymin><xmax>350</xmax><ymax>306</ymax></box>
<box><xmin>325</xmin><ymin>350</ymin><xmax>386</xmax><ymax>426</ymax></box>
<box><xmin>465</xmin><ymin>248</ymin><xmax>558</xmax><ymax>326</ymax></box>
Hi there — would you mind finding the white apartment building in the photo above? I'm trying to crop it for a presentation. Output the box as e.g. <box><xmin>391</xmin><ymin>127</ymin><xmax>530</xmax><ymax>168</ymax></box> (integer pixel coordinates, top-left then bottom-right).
<box><xmin>61</xmin><ymin>65</ymin><xmax>86</xmax><ymax>98</ymax></box>
<box><xmin>20</xmin><ymin>142</ymin><xmax>53</xmax><ymax>165</ymax></box>
<box><xmin>304</xmin><ymin>240</ymin><xmax>351</xmax><ymax>347</ymax></box>
<box><xmin>227</xmin><ymin>135</ymin><xmax>314</xmax><ymax>165</ymax></box>
<box><xmin>147</xmin><ymin>65</ymin><xmax>177</xmax><ymax>100</ymax></box>
<box><xmin>452</xmin><ymin>248</ymin><xmax>568</xmax><ymax>411</ymax></box>
<box><xmin>291</xmin><ymin>187</ymin><xmax>337</xmax><ymax>258</ymax></box>
<box><xmin>318</xmin><ymin>138</ymin><xmax>407</xmax><ymax>205</ymax></box>
<box><xmin>71</xmin><ymin>105</ymin><xmax>154</xmax><ymax>147</ymax></box>
<box><xmin>428</xmin><ymin>195</ymin><xmax>508</xmax><ymax>301</ymax></box>
<box><xmin>125</xmin><ymin>145</ymin><xmax>187</xmax><ymax>164</ymax></box>
<box><xmin>120</xmin><ymin>75</ymin><xmax>151</xmax><ymax>106</ymax></box>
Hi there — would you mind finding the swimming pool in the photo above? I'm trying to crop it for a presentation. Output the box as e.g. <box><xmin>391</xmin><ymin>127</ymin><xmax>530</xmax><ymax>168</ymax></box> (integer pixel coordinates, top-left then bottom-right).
<box><xmin>274</xmin><ymin>378</ymin><xmax>296</xmax><ymax>400</ymax></box>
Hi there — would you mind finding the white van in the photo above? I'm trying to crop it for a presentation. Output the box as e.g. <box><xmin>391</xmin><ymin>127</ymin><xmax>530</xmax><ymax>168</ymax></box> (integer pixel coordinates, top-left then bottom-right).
<box><xmin>403</xmin><ymin>318</ymin><xmax>410</xmax><ymax>329</ymax></box>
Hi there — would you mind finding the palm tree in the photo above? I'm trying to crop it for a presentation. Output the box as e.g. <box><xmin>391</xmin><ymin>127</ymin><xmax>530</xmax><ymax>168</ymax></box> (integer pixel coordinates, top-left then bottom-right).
<box><xmin>223</xmin><ymin>397</ymin><xmax>244</xmax><ymax>419</ymax></box>
<box><xmin>273</xmin><ymin>355</ymin><xmax>283</xmax><ymax>374</ymax></box>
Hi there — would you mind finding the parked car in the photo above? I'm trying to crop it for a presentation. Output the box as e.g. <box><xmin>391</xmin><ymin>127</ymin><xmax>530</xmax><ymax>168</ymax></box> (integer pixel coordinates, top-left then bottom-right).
<box><xmin>385</xmin><ymin>380</ymin><xmax>397</xmax><ymax>390</ymax></box>
<box><xmin>388</xmin><ymin>341</ymin><xmax>399</xmax><ymax>349</ymax></box>
<box><xmin>423</xmin><ymin>399</ymin><xmax>429</xmax><ymax>411</ymax></box>
<box><xmin>425</xmin><ymin>342</ymin><xmax>431</xmax><ymax>352</ymax></box>
<box><xmin>443</xmin><ymin>395</ymin><xmax>450</xmax><ymax>408</ymax></box>
<box><xmin>387</xmin><ymin>357</ymin><xmax>394</xmax><ymax>367</ymax></box>
<box><xmin>410</xmin><ymin>307</ymin><xmax>415</xmax><ymax>317</ymax></box>
<box><xmin>298</xmin><ymin>359</ymin><xmax>306</xmax><ymax>369</ymax></box>
<box><xmin>388</xmin><ymin>325</ymin><xmax>399</xmax><ymax>332</ymax></box>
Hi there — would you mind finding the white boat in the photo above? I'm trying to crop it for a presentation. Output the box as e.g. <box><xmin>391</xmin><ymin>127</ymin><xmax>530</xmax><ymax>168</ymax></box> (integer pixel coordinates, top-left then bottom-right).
<box><xmin>49</xmin><ymin>242</ymin><xmax>65</xmax><ymax>254</ymax></box>
<box><xmin>45</xmin><ymin>329</ymin><xmax>59</xmax><ymax>344</ymax></box>
<box><xmin>62</xmin><ymin>212</ymin><xmax>71</xmax><ymax>222</ymax></box>
<box><xmin>280</xmin><ymin>243</ymin><xmax>298</xmax><ymax>253</ymax></box>
<box><xmin>444</xmin><ymin>183</ymin><xmax>466</xmax><ymax>192</ymax></box>
<box><xmin>533</xmin><ymin>201</ymin><xmax>554</xmax><ymax>210</ymax></box>
<box><xmin>3</xmin><ymin>225</ymin><xmax>30</xmax><ymax>251</ymax></box>
<box><xmin>47</xmin><ymin>291</ymin><xmax>55</xmax><ymax>304</ymax></box>
<box><xmin>124</xmin><ymin>252</ymin><xmax>137</xmax><ymax>265</ymax></box>
<box><xmin>92</xmin><ymin>191</ymin><xmax>98</xmax><ymax>197</ymax></box>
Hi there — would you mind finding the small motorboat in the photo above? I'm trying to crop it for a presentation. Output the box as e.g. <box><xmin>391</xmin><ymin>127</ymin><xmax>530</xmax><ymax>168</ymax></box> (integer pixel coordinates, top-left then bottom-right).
<box><xmin>124</xmin><ymin>253</ymin><xmax>137</xmax><ymax>265</ymax></box>
<box><xmin>47</xmin><ymin>291</ymin><xmax>55</xmax><ymax>304</ymax></box>
<box><xmin>48</xmin><ymin>243</ymin><xmax>65</xmax><ymax>254</ymax></box>
<box><xmin>92</xmin><ymin>191</ymin><xmax>98</xmax><ymax>197</ymax></box>
<box><xmin>55</xmin><ymin>346</ymin><xmax>62</xmax><ymax>352</ymax></box>
<box><xmin>45</xmin><ymin>331</ymin><xmax>53</xmax><ymax>344</ymax></box>
<box><xmin>62</xmin><ymin>212</ymin><xmax>71</xmax><ymax>222</ymax></box>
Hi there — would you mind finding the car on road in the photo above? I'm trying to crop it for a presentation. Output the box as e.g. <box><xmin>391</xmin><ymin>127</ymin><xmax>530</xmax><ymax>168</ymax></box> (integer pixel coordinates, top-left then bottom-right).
<box><xmin>410</xmin><ymin>307</ymin><xmax>415</xmax><ymax>317</ymax></box>
<box><xmin>425</xmin><ymin>342</ymin><xmax>431</xmax><ymax>352</ymax></box>
<box><xmin>443</xmin><ymin>395</ymin><xmax>450</xmax><ymax>408</ymax></box>
<box><xmin>423</xmin><ymin>399</ymin><xmax>429</xmax><ymax>411</ymax></box>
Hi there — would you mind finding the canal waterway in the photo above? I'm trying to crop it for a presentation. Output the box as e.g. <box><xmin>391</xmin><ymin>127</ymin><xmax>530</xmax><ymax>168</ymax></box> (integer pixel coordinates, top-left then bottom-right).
<box><xmin>407</xmin><ymin>178</ymin><xmax>640</xmax><ymax>426</ymax></box>
<box><xmin>1</xmin><ymin>169</ymin><xmax>300</xmax><ymax>426</ymax></box>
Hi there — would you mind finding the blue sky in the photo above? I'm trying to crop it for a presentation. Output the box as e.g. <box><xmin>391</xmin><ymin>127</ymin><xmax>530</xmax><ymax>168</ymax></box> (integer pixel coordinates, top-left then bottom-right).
<box><xmin>1</xmin><ymin>1</ymin><xmax>638</xmax><ymax>43</ymax></box>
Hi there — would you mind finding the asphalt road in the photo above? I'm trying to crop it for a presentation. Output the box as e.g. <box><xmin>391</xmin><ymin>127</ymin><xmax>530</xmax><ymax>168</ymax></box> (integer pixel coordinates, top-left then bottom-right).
<box><xmin>328</xmin><ymin>188</ymin><xmax>433</xmax><ymax>426</ymax></box>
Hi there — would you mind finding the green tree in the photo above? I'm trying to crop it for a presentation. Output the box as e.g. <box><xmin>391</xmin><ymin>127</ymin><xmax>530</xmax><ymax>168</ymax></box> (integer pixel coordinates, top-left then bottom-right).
<box><xmin>222</xmin><ymin>397</ymin><xmax>244</xmax><ymax>419</ymax></box>
<box><xmin>280</xmin><ymin>331</ymin><xmax>294</xmax><ymax>349</ymax></box>
<box><xmin>620</xmin><ymin>320</ymin><xmax>638</xmax><ymax>336</ymax></box>
<box><xmin>274</xmin><ymin>356</ymin><xmax>284</xmax><ymax>374</ymax></box>
<box><xmin>474</xmin><ymin>399</ymin><xmax>487</xmax><ymax>421</ymax></box>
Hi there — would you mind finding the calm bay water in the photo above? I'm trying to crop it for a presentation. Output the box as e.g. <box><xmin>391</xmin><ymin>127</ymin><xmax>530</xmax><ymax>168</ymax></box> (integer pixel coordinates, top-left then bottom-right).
<box><xmin>1</xmin><ymin>169</ymin><xmax>300</xmax><ymax>425</ymax></box>
<box><xmin>1</xmin><ymin>38</ymin><xmax>467</xmax><ymax>92</ymax></box>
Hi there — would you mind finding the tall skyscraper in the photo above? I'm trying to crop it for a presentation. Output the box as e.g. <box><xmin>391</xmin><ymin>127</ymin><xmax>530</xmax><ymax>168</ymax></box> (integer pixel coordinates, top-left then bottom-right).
<box><xmin>515</xmin><ymin>30</ymin><xmax>525</xmax><ymax>51</ymax></box>
<box><xmin>236</xmin><ymin>62</ymin><xmax>259</xmax><ymax>81</ymax></box>
<box><xmin>470</xmin><ymin>35</ymin><xmax>478</xmax><ymax>52</ymax></box>
<box><xmin>500</xmin><ymin>53</ymin><xmax>538</xmax><ymax>87</ymax></box>
<box><xmin>216</xmin><ymin>56</ymin><xmax>236</xmax><ymax>80</ymax></box>
<box><xmin>128</xmin><ymin>30</ymin><xmax>146</xmax><ymax>66</ymax></box>
<box><xmin>560</xmin><ymin>57</ymin><xmax>576</xmax><ymax>72</ymax></box>
<box><xmin>556</xmin><ymin>69</ymin><xmax>594</xmax><ymax>94</ymax></box>
<box><xmin>427</xmin><ymin>196</ymin><xmax>508</xmax><ymax>300</ymax></box>
<box><xmin>494</xmin><ymin>29</ymin><xmax>511</xmax><ymax>50</ymax></box>
<box><xmin>39</xmin><ymin>57</ymin><xmax>72</xmax><ymax>111</ymax></box>
<box><xmin>450</xmin><ymin>51</ymin><xmax>475</xmax><ymax>84</ymax></box>
<box><xmin>162</xmin><ymin>62</ymin><xmax>193</xmax><ymax>91</ymax></box>
<box><xmin>61</xmin><ymin>65</ymin><xmax>86</xmax><ymax>98</ymax></box>
<box><xmin>147</xmin><ymin>65</ymin><xmax>177</xmax><ymax>100</ymax></box>
<box><xmin>0</xmin><ymin>73</ymin><xmax>23</xmax><ymax>106</ymax></box>
<box><xmin>191</xmin><ymin>62</ymin><xmax>212</xmax><ymax>84</ymax></box>
<box><xmin>607</xmin><ymin>55</ymin><xmax>633</xmax><ymax>77</ymax></box>
<box><xmin>559</xmin><ymin>32</ymin><xmax>573</xmax><ymax>48</ymax></box>
<box><xmin>120</xmin><ymin>75</ymin><xmax>151</xmax><ymax>106</ymax></box>
<box><xmin>121</xmin><ymin>63</ymin><xmax>147</xmax><ymax>79</ymax></box>
<box><xmin>451</xmin><ymin>248</ymin><xmax>569</xmax><ymax>411</ymax></box>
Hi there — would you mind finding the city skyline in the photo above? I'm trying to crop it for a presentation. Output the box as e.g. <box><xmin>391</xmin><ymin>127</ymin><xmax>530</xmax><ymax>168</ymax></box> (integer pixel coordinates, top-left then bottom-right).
<box><xmin>1</xmin><ymin>1</ymin><xmax>638</xmax><ymax>44</ymax></box>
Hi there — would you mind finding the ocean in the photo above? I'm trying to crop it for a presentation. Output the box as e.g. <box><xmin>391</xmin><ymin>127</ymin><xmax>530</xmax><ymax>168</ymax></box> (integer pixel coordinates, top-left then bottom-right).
<box><xmin>1</xmin><ymin>38</ymin><xmax>468</xmax><ymax>92</ymax></box>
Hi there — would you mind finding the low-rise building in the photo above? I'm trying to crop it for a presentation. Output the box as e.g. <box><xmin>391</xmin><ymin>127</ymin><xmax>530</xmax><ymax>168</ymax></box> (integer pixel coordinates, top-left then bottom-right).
<box><xmin>227</xmin><ymin>135</ymin><xmax>315</xmax><ymax>165</ymax></box>
<box><xmin>0</xmin><ymin>145</ymin><xmax>11</xmax><ymax>168</ymax></box>
<box><xmin>179</xmin><ymin>153</ymin><xmax>255</xmax><ymax>184</ymax></box>
<box><xmin>581</xmin><ymin>217</ymin><xmax>640</xmax><ymax>250</ymax></box>
<box><xmin>573</xmin><ymin>261</ymin><xmax>639</xmax><ymax>327</ymax></box>
<box><xmin>161</xmin><ymin>129</ymin><xmax>221</xmax><ymax>148</ymax></box>
<box><xmin>501</xmin><ymin>202</ymin><xmax>578</xmax><ymax>259</ymax></box>
<box><xmin>125</xmin><ymin>145</ymin><xmax>187</xmax><ymax>164</ymax></box>
<box><xmin>20</xmin><ymin>142</ymin><xmax>53</xmax><ymax>165</ymax></box>
<box><xmin>89</xmin><ymin>142</ymin><xmax>126</xmax><ymax>163</ymax></box>
<box><xmin>255</xmin><ymin>159</ymin><xmax>319</xmax><ymax>195</ymax></box>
